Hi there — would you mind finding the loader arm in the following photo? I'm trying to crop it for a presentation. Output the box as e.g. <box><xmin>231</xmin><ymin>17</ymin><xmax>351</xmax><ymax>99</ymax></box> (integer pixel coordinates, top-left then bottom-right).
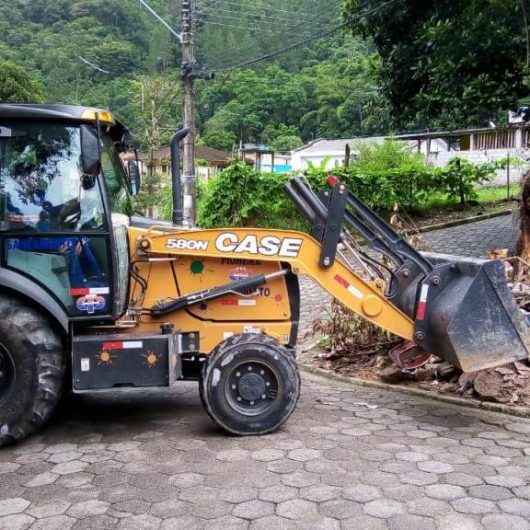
<box><xmin>135</xmin><ymin>227</ymin><xmax>414</xmax><ymax>340</ymax></box>
<box><xmin>132</xmin><ymin>176</ymin><xmax>530</xmax><ymax>373</ymax></box>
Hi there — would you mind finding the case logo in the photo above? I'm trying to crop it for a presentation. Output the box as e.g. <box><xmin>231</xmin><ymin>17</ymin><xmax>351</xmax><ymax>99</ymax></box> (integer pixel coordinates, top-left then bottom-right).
<box><xmin>216</xmin><ymin>233</ymin><xmax>303</xmax><ymax>258</ymax></box>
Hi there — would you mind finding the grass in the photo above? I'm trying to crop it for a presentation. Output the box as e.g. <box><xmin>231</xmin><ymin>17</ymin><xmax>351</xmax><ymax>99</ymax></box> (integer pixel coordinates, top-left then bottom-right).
<box><xmin>418</xmin><ymin>184</ymin><xmax>520</xmax><ymax>212</ymax></box>
<box><xmin>408</xmin><ymin>184</ymin><xmax>520</xmax><ymax>228</ymax></box>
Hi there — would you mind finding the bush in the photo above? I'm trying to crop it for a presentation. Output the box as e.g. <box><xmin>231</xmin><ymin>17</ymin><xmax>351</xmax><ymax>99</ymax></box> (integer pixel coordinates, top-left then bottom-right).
<box><xmin>433</xmin><ymin>157</ymin><xmax>496</xmax><ymax>206</ymax></box>
<box><xmin>194</xmin><ymin>141</ymin><xmax>503</xmax><ymax>230</ymax></box>
<box><xmin>197</xmin><ymin>162</ymin><xmax>306</xmax><ymax>230</ymax></box>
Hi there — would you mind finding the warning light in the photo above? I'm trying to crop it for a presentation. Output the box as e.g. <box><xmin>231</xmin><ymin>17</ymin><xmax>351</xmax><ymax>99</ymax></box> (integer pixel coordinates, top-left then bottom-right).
<box><xmin>327</xmin><ymin>175</ymin><xmax>339</xmax><ymax>187</ymax></box>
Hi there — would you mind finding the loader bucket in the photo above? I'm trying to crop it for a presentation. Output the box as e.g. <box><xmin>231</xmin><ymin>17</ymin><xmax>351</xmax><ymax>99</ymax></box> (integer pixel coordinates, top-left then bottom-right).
<box><xmin>414</xmin><ymin>254</ymin><xmax>530</xmax><ymax>373</ymax></box>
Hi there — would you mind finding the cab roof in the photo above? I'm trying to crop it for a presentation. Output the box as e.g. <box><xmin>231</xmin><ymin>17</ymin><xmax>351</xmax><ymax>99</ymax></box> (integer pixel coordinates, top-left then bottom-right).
<box><xmin>0</xmin><ymin>103</ymin><xmax>116</xmax><ymax>124</ymax></box>
<box><xmin>0</xmin><ymin>103</ymin><xmax>130</xmax><ymax>148</ymax></box>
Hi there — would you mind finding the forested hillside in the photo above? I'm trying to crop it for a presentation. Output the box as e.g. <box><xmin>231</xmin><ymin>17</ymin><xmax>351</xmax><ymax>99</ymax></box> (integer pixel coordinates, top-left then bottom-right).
<box><xmin>0</xmin><ymin>0</ymin><xmax>389</xmax><ymax>149</ymax></box>
<box><xmin>1</xmin><ymin>0</ymin><xmax>529</xmax><ymax>149</ymax></box>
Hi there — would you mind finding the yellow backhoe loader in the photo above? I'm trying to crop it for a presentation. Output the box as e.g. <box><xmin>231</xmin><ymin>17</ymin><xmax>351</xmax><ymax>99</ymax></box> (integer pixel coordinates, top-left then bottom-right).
<box><xmin>0</xmin><ymin>104</ymin><xmax>528</xmax><ymax>445</ymax></box>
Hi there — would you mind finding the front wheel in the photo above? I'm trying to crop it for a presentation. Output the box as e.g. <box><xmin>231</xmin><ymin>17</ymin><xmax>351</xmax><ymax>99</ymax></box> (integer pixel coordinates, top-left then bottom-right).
<box><xmin>200</xmin><ymin>334</ymin><xmax>300</xmax><ymax>435</ymax></box>
<box><xmin>0</xmin><ymin>295</ymin><xmax>65</xmax><ymax>447</ymax></box>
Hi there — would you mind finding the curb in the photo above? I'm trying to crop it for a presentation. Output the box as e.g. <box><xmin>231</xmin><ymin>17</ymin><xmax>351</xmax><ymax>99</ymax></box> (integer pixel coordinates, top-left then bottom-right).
<box><xmin>414</xmin><ymin>209</ymin><xmax>512</xmax><ymax>235</ymax></box>
<box><xmin>300</xmin><ymin>363</ymin><xmax>530</xmax><ymax>419</ymax></box>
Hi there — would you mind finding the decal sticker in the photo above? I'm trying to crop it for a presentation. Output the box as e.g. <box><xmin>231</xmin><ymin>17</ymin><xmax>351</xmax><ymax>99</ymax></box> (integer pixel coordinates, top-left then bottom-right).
<box><xmin>334</xmin><ymin>275</ymin><xmax>363</xmax><ymax>300</ymax></box>
<box><xmin>229</xmin><ymin>267</ymin><xmax>250</xmax><ymax>281</ymax></box>
<box><xmin>221</xmin><ymin>299</ymin><xmax>238</xmax><ymax>306</ymax></box>
<box><xmin>243</xmin><ymin>326</ymin><xmax>261</xmax><ymax>334</ymax></box>
<box><xmin>221</xmin><ymin>258</ymin><xmax>262</xmax><ymax>265</ymax></box>
<box><xmin>190</xmin><ymin>260</ymin><xmax>205</xmax><ymax>274</ymax></box>
<box><xmin>71</xmin><ymin>287</ymin><xmax>110</xmax><ymax>296</ymax></box>
<box><xmin>166</xmin><ymin>238</ymin><xmax>209</xmax><ymax>251</ymax></box>
<box><xmin>101</xmin><ymin>341</ymin><xmax>143</xmax><ymax>350</ymax></box>
<box><xmin>76</xmin><ymin>294</ymin><xmax>106</xmax><ymax>314</ymax></box>
<box><xmin>239</xmin><ymin>299</ymin><xmax>257</xmax><ymax>306</ymax></box>
<box><xmin>97</xmin><ymin>350</ymin><xmax>115</xmax><ymax>367</ymax></box>
<box><xmin>81</xmin><ymin>358</ymin><xmax>90</xmax><ymax>372</ymax></box>
<box><xmin>215</xmin><ymin>233</ymin><xmax>303</xmax><ymax>258</ymax></box>
<box><xmin>416</xmin><ymin>284</ymin><xmax>430</xmax><ymax>321</ymax></box>
<box><xmin>143</xmin><ymin>351</ymin><xmax>159</xmax><ymax>368</ymax></box>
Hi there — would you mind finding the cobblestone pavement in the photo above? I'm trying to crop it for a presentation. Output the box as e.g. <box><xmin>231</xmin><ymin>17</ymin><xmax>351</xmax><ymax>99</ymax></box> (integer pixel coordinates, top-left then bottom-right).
<box><xmin>2</xmin><ymin>373</ymin><xmax>530</xmax><ymax>529</ymax></box>
<box><xmin>423</xmin><ymin>213</ymin><xmax>518</xmax><ymax>258</ymax></box>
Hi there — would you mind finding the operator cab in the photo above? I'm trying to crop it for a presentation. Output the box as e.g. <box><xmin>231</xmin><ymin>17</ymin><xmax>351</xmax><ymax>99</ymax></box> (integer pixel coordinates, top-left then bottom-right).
<box><xmin>0</xmin><ymin>104</ymin><xmax>136</xmax><ymax>322</ymax></box>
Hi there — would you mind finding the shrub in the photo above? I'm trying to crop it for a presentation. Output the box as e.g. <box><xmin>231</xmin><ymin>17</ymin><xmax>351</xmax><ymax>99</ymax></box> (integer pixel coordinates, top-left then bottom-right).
<box><xmin>433</xmin><ymin>157</ymin><xmax>496</xmax><ymax>206</ymax></box>
<box><xmin>197</xmin><ymin>162</ymin><xmax>306</xmax><ymax>230</ymax></box>
<box><xmin>193</xmin><ymin>141</ymin><xmax>504</xmax><ymax>230</ymax></box>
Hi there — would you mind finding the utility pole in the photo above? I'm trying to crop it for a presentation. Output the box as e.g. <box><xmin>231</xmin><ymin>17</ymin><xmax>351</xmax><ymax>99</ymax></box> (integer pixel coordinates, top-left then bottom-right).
<box><xmin>181</xmin><ymin>0</ymin><xmax>196</xmax><ymax>227</ymax></box>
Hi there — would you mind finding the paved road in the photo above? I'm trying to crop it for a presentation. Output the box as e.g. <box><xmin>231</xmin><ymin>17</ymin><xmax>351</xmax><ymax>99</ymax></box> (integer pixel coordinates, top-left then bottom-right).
<box><xmin>1</xmin><ymin>214</ymin><xmax>527</xmax><ymax>529</ymax></box>
<box><xmin>423</xmin><ymin>213</ymin><xmax>518</xmax><ymax>258</ymax></box>
<box><xmin>1</xmin><ymin>374</ymin><xmax>530</xmax><ymax>529</ymax></box>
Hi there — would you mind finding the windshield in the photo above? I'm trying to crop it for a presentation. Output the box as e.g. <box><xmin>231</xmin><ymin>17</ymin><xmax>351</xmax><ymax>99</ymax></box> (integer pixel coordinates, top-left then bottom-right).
<box><xmin>0</xmin><ymin>121</ymin><xmax>106</xmax><ymax>232</ymax></box>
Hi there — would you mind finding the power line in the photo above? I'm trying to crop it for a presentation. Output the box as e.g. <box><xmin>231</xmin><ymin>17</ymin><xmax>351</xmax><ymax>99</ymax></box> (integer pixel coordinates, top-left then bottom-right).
<box><xmin>196</xmin><ymin>0</ymin><xmax>343</xmax><ymax>68</ymax></box>
<box><xmin>205</xmin><ymin>0</ymin><xmax>399</xmax><ymax>73</ymax></box>
<box><xmin>199</xmin><ymin>15</ymin><xmax>337</xmax><ymax>37</ymax></box>
<box><xmin>199</xmin><ymin>0</ymin><xmax>339</xmax><ymax>19</ymax></box>
<box><xmin>78</xmin><ymin>56</ymin><xmax>111</xmax><ymax>74</ymax></box>
<box><xmin>138</xmin><ymin>0</ymin><xmax>183</xmax><ymax>43</ymax></box>
<box><xmin>198</xmin><ymin>2</ymin><xmax>338</xmax><ymax>26</ymax></box>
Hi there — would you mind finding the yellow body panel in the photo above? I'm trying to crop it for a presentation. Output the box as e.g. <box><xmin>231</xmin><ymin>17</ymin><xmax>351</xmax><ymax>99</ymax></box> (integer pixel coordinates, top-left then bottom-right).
<box><xmin>128</xmin><ymin>226</ymin><xmax>414</xmax><ymax>353</ymax></box>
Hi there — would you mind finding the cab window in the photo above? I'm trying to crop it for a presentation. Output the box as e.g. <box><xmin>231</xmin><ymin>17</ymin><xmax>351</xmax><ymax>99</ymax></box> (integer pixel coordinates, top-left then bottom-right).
<box><xmin>0</xmin><ymin>122</ymin><xmax>106</xmax><ymax>232</ymax></box>
<box><xmin>100</xmin><ymin>134</ymin><xmax>131</xmax><ymax>215</ymax></box>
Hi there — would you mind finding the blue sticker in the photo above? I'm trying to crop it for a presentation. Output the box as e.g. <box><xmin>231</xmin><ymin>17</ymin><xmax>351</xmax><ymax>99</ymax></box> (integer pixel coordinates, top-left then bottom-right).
<box><xmin>76</xmin><ymin>295</ymin><xmax>106</xmax><ymax>314</ymax></box>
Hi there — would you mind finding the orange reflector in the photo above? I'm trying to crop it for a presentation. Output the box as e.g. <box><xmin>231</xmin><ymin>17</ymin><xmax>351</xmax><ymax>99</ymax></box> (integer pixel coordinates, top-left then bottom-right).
<box><xmin>81</xmin><ymin>109</ymin><xmax>115</xmax><ymax>124</ymax></box>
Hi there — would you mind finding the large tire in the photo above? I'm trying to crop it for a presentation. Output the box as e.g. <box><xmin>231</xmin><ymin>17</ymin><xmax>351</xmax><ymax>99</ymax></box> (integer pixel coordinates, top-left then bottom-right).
<box><xmin>0</xmin><ymin>295</ymin><xmax>65</xmax><ymax>447</ymax></box>
<box><xmin>200</xmin><ymin>334</ymin><xmax>300</xmax><ymax>435</ymax></box>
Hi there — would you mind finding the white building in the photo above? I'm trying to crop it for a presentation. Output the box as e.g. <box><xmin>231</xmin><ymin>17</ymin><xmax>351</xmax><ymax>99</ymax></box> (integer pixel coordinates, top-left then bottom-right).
<box><xmin>291</xmin><ymin>125</ymin><xmax>530</xmax><ymax>186</ymax></box>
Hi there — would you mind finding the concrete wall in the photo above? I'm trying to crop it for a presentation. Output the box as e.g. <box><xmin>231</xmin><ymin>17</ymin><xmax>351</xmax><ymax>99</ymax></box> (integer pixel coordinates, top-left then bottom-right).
<box><xmin>427</xmin><ymin>149</ymin><xmax>530</xmax><ymax>187</ymax></box>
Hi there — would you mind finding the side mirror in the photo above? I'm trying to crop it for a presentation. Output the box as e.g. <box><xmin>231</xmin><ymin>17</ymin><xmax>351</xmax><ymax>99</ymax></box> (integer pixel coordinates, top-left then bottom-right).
<box><xmin>80</xmin><ymin>124</ymin><xmax>101</xmax><ymax>182</ymax></box>
<box><xmin>127</xmin><ymin>159</ymin><xmax>141</xmax><ymax>196</ymax></box>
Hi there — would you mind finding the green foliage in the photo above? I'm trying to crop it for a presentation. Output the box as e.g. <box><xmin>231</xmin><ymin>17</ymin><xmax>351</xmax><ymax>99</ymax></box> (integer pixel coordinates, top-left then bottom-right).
<box><xmin>306</xmin><ymin>141</ymin><xmax>434</xmax><ymax>210</ymax></box>
<box><xmin>198</xmin><ymin>38</ymin><xmax>392</xmax><ymax>149</ymax></box>
<box><xmin>344</xmin><ymin>0</ymin><xmax>529</xmax><ymax>129</ymax></box>
<box><xmin>201</xmin><ymin>129</ymin><xmax>237</xmax><ymax>152</ymax></box>
<box><xmin>0</xmin><ymin>61</ymin><xmax>44</xmax><ymax>103</ymax></box>
<box><xmin>197</xmin><ymin>162</ymin><xmax>305</xmax><ymax>230</ymax></box>
<box><xmin>433</xmin><ymin>158</ymin><xmax>497</xmax><ymax>206</ymax></box>
<box><xmin>197</xmin><ymin>143</ymin><xmax>502</xmax><ymax>231</ymax></box>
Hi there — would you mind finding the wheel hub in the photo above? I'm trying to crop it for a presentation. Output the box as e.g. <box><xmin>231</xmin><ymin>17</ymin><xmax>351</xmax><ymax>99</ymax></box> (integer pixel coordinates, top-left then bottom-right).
<box><xmin>226</xmin><ymin>361</ymin><xmax>280</xmax><ymax>416</ymax></box>
<box><xmin>0</xmin><ymin>344</ymin><xmax>15</xmax><ymax>400</ymax></box>
<box><xmin>238</xmin><ymin>373</ymin><xmax>266</xmax><ymax>402</ymax></box>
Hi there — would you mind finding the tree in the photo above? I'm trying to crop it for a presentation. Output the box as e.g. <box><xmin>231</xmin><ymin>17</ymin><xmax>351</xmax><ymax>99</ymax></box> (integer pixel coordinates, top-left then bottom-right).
<box><xmin>344</xmin><ymin>0</ymin><xmax>529</xmax><ymax>129</ymax></box>
<box><xmin>129</xmin><ymin>74</ymin><xmax>180</xmax><ymax>217</ymax></box>
<box><xmin>0</xmin><ymin>61</ymin><xmax>44</xmax><ymax>103</ymax></box>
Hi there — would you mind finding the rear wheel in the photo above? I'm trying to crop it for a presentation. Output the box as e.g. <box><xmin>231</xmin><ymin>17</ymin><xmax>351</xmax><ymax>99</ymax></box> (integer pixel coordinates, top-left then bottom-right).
<box><xmin>200</xmin><ymin>334</ymin><xmax>300</xmax><ymax>435</ymax></box>
<box><xmin>0</xmin><ymin>295</ymin><xmax>65</xmax><ymax>447</ymax></box>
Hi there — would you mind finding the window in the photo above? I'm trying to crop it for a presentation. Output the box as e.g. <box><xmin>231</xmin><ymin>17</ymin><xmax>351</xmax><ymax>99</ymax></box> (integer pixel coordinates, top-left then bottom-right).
<box><xmin>5</xmin><ymin>236</ymin><xmax>111</xmax><ymax>316</ymax></box>
<box><xmin>100</xmin><ymin>133</ymin><xmax>131</xmax><ymax>215</ymax></box>
<box><xmin>0</xmin><ymin>122</ymin><xmax>105</xmax><ymax>232</ymax></box>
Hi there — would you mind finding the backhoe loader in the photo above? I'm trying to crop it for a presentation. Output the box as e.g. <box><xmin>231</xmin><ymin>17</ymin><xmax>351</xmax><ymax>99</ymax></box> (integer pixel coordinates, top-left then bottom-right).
<box><xmin>0</xmin><ymin>103</ymin><xmax>528</xmax><ymax>446</ymax></box>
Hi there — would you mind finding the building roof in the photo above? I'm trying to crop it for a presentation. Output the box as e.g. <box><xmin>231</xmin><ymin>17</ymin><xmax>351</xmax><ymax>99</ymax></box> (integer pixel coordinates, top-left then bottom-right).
<box><xmin>140</xmin><ymin>144</ymin><xmax>233</xmax><ymax>166</ymax></box>
<box><xmin>293</xmin><ymin>122</ymin><xmax>530</xmax><ymax>155</ymax></box>
<box><xmin>292</xmin><ymin>137</ymin><xmax>388</xmax><ymax>154</ymax></box>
